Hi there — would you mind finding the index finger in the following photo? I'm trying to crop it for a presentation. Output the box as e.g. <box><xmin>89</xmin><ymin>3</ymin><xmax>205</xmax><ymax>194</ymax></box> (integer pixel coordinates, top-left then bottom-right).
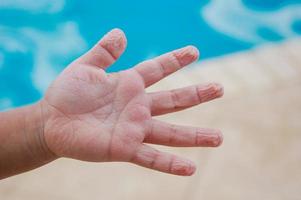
<box><xmin>133</xmin><ymin>46</ymin><xmax>199</xmax><ymax>87</ymax></box>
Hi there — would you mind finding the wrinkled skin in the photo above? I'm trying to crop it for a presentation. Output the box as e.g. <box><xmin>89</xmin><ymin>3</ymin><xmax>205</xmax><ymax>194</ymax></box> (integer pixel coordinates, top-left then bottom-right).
<box><xmin>41</xmin><ymin>29</ymin><xmax>224</xmax><ymax>176</ymax></box>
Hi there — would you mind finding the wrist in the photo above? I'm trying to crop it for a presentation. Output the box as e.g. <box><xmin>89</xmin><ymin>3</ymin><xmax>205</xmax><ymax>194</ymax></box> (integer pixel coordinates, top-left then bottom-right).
<box><xmin>23</xmin><ymin>101</ymin><xmax>58</xmax><ymax>164</ymax></box>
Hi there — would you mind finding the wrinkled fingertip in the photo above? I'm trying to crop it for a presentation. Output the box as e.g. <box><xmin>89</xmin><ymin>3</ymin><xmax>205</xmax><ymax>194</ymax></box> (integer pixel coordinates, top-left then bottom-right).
<box><xmin>210</xmin><ymin>82</ymin><xmax>224</xmax><ymax>98</ymax></box>
<box><xmin>186</xmin><ymin>162</ymin><xmax>196</xmax><ymax>176</ymax></box>
<box><xmin>109</xmin><ymin>28</ymin><xmax>127</xmax><ymax>45</ymax></box>
<box><xmin>99</xmin><ymin>28</ymin><xmax>128</xmax><ymax>60</ymax></box>
<box><xmin>175</xmin><ymin>45</ymin><xmax>200</xmax><ymax>66</ymax></box>
<box><xmin>214</xmin><ymin>129</ymin><xmax>224</xmax><ymax>147</ymax></box>
<box><xmin>171</xmin><ymin>159</ymin><xmax>196</xmax><ymax>176</ymax></box>
<box><xmin>186</xmin><ymin>45</ymin><xmax>200</xmax><ymax>61</ymax></box>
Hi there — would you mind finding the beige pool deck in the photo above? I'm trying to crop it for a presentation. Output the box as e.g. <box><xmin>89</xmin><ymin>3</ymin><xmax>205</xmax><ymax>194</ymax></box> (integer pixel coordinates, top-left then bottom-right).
<box><xmin>1</xmin><ymin>39</ymin><xmax>301</xmax><ymax>199</ymax></box>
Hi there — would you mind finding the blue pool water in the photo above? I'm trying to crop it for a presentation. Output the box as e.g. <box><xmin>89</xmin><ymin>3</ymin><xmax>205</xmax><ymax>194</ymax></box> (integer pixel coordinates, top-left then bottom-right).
<box><xmin>1</xmin><ymin>0</ymin><xmax>301</xmax><ymax>109</ymax></box>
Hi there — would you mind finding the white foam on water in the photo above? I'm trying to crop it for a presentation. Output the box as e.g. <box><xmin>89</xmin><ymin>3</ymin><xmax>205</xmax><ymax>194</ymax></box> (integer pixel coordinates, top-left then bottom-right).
<box><xmin>0</xmin><ymin>27</ymin><xmax>27</xmax><ymax>52</ymax></box>
<box><xmin>0</xmin><ymin>0</ymin><xmax>65</xmax><ymax>13</ymax></box>
<box><xmin>202</xmin><ymin>0</ymin><xmax>301</xmax><ymax>44</ymax></box>
<box><xmin>0</xmin><ymin>0</ymin><xmax>87</xmax><ymax>107</ymax></box>
<box><xmin>0</xmin><ymin>22</ymin><xmax>86</xmax><ymax>95</ymax></box>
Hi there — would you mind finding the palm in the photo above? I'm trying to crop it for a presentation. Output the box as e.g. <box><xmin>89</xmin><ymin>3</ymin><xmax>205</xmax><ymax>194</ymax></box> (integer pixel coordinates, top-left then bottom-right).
<box><xmin>42</xmin><ymin>29</ymin><xmax>223</xmax><ymax>176</ymax></box>
<box><xmin>44</xmin><ymin>65</ymin><xmax>150</xmax><ymax>162</ymax></box>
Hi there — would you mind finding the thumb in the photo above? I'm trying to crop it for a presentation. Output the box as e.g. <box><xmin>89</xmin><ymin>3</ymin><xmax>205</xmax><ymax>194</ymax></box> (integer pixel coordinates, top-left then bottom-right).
<box><xmin>77</xmin><ymin>28</ymin><xmax>127</xmax><ymax>69</ymax></box>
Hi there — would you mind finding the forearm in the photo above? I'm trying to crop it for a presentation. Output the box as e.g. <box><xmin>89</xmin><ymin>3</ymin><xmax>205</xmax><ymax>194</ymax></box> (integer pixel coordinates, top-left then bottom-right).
<box><xmin>0</xmin><ymin>102</ymin><xmax>56</xmax><ymax>179</ymax></box>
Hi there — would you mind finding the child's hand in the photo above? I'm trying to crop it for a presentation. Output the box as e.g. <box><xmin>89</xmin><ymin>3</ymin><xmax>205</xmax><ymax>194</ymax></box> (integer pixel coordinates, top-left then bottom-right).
<box><xmin>41</xmin><ymin>29</ymin><xmax>223</xmax><ymax>176</ymax></box>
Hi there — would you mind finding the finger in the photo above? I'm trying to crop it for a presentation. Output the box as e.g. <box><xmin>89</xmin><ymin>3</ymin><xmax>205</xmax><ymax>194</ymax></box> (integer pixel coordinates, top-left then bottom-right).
<box><xmin>149</xmin><ymin>83</ymin><xmax>223</xmax><ymax>116</ymax></box>
<box><xmin>130</xmin><ymin>144</ymin><xmax>196</xmax><ymax>176</ymax></box>
<box><xmin>144</xmin><ymin>119</ymin><xmax>223</xmax><ymax>147</ymax></box>
<box><xmin>133</xmin><ymin>45</ymin><xmax>199</xmax><ymax>87</ymax></box>
<box><xmin>77</xmin><ymin>28</ymin><xmax>127</xmax><ymax>69</ymax></box>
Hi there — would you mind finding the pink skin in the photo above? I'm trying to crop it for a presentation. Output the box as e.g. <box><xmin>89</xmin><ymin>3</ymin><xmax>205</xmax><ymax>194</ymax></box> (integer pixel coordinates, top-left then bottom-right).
<box><xmin>41</xmin><ymin>29</ymin><xmax>224</xmax><ymax>176</ymax></box>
